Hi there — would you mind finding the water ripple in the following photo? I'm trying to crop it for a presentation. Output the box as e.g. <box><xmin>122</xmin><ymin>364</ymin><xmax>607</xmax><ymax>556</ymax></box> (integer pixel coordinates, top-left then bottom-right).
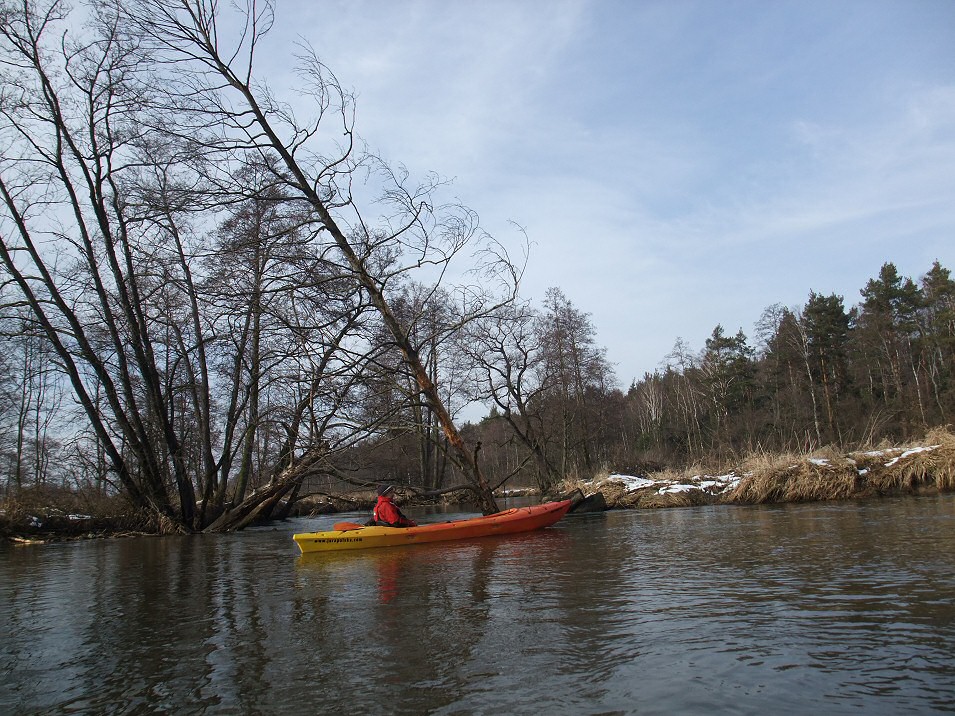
<box><xmin>2</xmin><ymin>497</ymin><xmax>955</xmax><ymax>714</ymax></box>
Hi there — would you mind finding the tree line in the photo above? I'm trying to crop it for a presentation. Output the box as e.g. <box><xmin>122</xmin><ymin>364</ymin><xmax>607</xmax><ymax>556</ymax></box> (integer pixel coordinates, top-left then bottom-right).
<box><xmin>629</xmin><ymin>260</ymin><xmax>955</xmax><ymax>461</ymax></box>
<box><xmin>0</xmin><ymin>0</ymin><xmax>518</xmax><ymax>530</ymax></box>
<box><xmin>2</xmin><ymin>2</ymin><xmax>952</xmax><ymax>531</ymax></box>
<box><xmin>353</xmin><ymin>260</ymin><xmax>955</xmax><ymax>494</ymax></box>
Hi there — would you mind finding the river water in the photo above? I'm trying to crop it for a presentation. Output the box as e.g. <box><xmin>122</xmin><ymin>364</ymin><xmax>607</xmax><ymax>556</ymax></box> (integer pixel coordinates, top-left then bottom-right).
<box><xmin>2</xmin><ymin>495</ymin><xmax>954</xmax><ymax>715</ymax></box>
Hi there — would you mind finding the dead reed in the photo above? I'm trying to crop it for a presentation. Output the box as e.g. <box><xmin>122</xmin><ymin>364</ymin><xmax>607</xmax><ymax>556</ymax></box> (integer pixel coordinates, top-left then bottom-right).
<box><xmin>858</xmin><ymin>426</ymin><xmax>955</xmax><ymax>494</ymax></box>
<box><xmin>634</xmin><ymin>490</ymin><xmax>713</xmax><ymax>508</ymax></box>
<box><xmin>726</xmin><ymin>448</ymin><xmax>860</xmax><ymax>504</ymax></box>
<box><xmin>725</xmin><ymin>427</ymin><xmax>955</xmax><ymax>505</ymax></box>
<box><xmin>573</xmin><ymin>426</ymin><xmax>955</xmax><ymax>510</ymax></box>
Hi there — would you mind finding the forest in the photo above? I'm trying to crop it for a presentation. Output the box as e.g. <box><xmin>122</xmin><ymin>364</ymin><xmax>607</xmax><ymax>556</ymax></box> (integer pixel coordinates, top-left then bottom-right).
<box><xmin>346</xmin><ymin>260</ymin><xmax>955</xmax><ymax>494</ymax></box>
<box><xmin>2</xmin><ymin>0</ymin><xmax>954</xmax><ymax>534</ymax></box>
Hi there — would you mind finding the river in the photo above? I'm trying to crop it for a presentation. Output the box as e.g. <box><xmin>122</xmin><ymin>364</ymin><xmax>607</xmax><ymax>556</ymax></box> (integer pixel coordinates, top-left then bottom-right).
<box><xmin>2</xmin><ymin>495</ymin><xmax>954</xmax><ymax>715</ymax></box>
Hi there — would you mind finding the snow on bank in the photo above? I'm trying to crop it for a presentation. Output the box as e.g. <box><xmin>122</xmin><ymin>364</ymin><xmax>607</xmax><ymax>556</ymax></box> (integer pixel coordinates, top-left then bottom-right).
<box><xmin>603</xmin><ymin>475</ymin><xmax>654</xmax><ymax>491</ymax></box>
<box><xmin>579</xmin><ymin>443</ymin><xmax>944</xmax><ymax>499</ymax></box>
<box><xmin>583</xmin><ymin>472</ymin><xmax>744</xmax><ymax>498</ymax></box>
<box><xmin>860</xmin><ymin>444</ymin><xmax>940</xmax><ymax>463</ymax></box>
<box><xmin>846</xmin><ymin>444</ymin><xmax>941</xmax><ymax>472</ymax></box>
<box><xmin>794</xmin><ymin>445</ymin><xmax>943</xmax><ymax>473</ymax></box>
<box><xmin>882</xmin><ymin>445</ymin><xmax>941</xmax><ymax>468</ymax></box>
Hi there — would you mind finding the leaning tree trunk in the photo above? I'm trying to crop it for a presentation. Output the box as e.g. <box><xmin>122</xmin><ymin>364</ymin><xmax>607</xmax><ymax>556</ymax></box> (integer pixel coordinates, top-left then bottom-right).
<box><xmin>122</xmin><ymin>1</ymin><xmax>502</xmax><ymax>515</ymax></box>
<box><xmin>204</xmin><ymin>448</ymin><xmax>326</xmax><ymax>532</ymax></box>
<box><xmin>227</xmin><ymin>85</ymin><xmax>500</xmax><ymax>514</ymax></box>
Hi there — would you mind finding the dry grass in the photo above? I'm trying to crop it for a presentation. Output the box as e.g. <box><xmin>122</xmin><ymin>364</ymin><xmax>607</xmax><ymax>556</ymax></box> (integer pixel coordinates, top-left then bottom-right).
<box><xmin>0</xmin><ymin>485</ymin><xmax>150</xmax><ymax>540</ymax></box>
<box><xmin>727</xmin><ymin>427</ymin><xmax>955</xmax><ymax>505</ymax></box>
<box><xmin>727</xmin><ymin>451</ymin><xmax>798</xmax><ymax>503</ymax></box>
<box><xmin>727</xmin><ymin>448</ymin><xmax>861</xmax><ymax>504</ymax></box>
<box><xmin>861</xmin><ymin>426</ymin><xmax>955</xmax><ymax>493</ymax></box>
<box><xmin>567</xmin><ymin>426</ymin><xmax>955</xmax><ymax>510</ymax></box>
<box><xmin>632</xmin><ymin>490</ymin><xmax>713</xmax><ymax>508</ymax></box>
<box><xmin>592</xmin><ymin>479</ymin><xmax>635</xmax><ymax>508</ymax></box>
<box><xmin>649</xmin><ymin>464</ymin><xmax>709</xmax><ymax>484</ymax></box>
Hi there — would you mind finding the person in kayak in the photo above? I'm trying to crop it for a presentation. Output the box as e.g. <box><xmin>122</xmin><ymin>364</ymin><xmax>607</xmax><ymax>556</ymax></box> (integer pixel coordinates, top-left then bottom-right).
<box><xmin>370</xmin><ymin>484</ymin><xmax>417</xmax><ymax>527</ymax></box>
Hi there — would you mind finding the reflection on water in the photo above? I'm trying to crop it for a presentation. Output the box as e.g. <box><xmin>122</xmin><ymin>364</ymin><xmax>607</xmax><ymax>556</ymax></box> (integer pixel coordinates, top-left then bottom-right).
<box><xmin>2</xmin><ymin>496</ymin><xmax>954</xmax><ymax>715</ymax></box>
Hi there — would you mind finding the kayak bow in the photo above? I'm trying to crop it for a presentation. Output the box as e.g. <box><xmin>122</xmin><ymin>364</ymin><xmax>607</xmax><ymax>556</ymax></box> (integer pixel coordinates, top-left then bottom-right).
<box><xmin>293</xmin><ymin>499</ymin><xmax>572</xmax><ymax>553</ymax></box>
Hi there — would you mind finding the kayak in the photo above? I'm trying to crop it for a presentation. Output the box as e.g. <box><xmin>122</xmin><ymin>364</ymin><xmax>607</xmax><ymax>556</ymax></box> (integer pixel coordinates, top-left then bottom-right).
<box><xmin>293</xmin><ymin>499</ymin><xmax>573</xmax><ymax>553</ymax></box>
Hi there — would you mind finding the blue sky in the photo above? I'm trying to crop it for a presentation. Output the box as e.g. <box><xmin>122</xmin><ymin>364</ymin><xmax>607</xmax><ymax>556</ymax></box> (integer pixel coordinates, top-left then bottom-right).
<box><xmin>266</xmin><ymin>0</ymin><xmax>955</xmax><ymax>386</ymax></box>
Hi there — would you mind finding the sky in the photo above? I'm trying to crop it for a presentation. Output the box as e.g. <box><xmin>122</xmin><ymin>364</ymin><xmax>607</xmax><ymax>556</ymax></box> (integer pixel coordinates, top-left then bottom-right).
<box><xmin>263</xmin><ymin>0</ymin><xmax>955</xmax><ymax>388</ymax></box>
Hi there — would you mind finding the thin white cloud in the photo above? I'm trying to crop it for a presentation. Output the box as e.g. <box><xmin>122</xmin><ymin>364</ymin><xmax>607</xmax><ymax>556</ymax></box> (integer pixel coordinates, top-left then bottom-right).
<box><xmin>270</xmin><ymin>0</ymin><xmax>589</xmax><ymax>175</ymax></box>
<box><xmin>259</xmin><ymin>0</ymin><xmax>955</xmax><ymax>386</ymax></box>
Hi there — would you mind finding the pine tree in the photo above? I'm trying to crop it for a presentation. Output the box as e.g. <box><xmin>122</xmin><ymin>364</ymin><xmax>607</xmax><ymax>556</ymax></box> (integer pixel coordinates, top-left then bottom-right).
<box><xmin>856</xmin><ymin>263</ymin><xmax>926</xmax><ymax>435</ymax></box>
<box><xmin>803</xmin><ymin>292</ymin><xmax>851</xmax><ymax>442</ymax></box>
<box><xmin>919</xmin><ymin>261</ymin><xmax>955</xmax><ymax>420</ymax></box>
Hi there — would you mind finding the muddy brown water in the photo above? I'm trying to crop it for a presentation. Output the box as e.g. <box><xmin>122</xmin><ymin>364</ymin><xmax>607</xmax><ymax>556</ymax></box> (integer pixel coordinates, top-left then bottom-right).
<box><xmin>2</xmin><ymin>495</ymin><xmax>954</xmax><ymax>715</ymax></box>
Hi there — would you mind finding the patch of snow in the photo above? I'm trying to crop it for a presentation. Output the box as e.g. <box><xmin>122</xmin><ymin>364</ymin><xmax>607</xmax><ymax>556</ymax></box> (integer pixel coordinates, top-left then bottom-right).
<box><xmin>700</xmin><ymin>475</ymin><xmax>743</xmax><ymax>493</ymax></box>
<box><xmin>658</xmin><ymin>484</ymin><xmax>696</xmax><ymax>494</ymax></box>
<box><xmin>884</xmin><ymin>444</ymin><xmax>940</xmax><ymax>467</ymax></box>
<box><xmin>809</xmin><ymin>458</ymin><xmax>830</xmax><ymax>466</ymax></box>
<box><xmin>583</xmin><ymin>470</ymin><xmax>744</xmax><ymax>497</ymax></box>
<box><xmin>606</xmin><ymin>474</ymin><xmax>655</xmax><ymax>491</ymax></box>
<box><xmin>67</xmin><ymin>514</ymin><xmax>92</xmax><ymax>521</ymax></box>
<box><xmin>651</xmin><ymin>472</ymin><xmax>743</xmax><ymax>495</ymax></box>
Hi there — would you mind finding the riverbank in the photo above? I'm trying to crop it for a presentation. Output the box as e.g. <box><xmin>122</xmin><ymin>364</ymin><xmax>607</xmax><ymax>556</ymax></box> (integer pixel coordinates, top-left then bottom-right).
<box><xmin>571</xmin><ymin>426</ymin><xmax>955</xmax><ymax>510</ymax></box>
<box><xmin>4</xmin><ymin>427</ymin><xmax>954</xmax><ymax>544</ymax></box>
<box><xmin>0</xmin><ymin>488</ymin><xmax>154</xmax><ymax>544</ymax></box>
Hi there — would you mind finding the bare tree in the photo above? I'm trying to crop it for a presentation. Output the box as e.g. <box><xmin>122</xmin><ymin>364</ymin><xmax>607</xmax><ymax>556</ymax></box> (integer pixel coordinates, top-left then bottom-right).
<box><xmin>118</xmin><ymin>0</ymin><xmax>524</xmax><ymax>513</ymax></box>
<box><xmin>463</xmin><ymin>301</ymin><xmax>561</xmax><ymax>491</ymax></box>
<box><xmin>0</xmin><ymin>0</ymin><xmax>394</xmax><ymax>530</ymax></box>
<box><xmin>10</xmin><ymin>315</ymin><xmax>63</xmax><ymax>486</ymax></box>
<box><xmin>1</xmin><ymin>0</ymin><xmax>528</xmax><ymax>526</ymax></box>
<box><xmin>0</xmin><ymin>0</ymin><xmax>189</xmax><ymax>525</ymax></box>
<box><xmin>538</xmin><ymin>287</ymin><xmax>615</xmax><ymax>477</ymax></box>
<box><xmin>463</xmin><ymin>288</ymin><xmax>616</xmax><ymax>489</ymax></box>
<box><xmin>660</xmin><ymin>338</ymin><xmax>705</xmax><ymax>459</ymax></box>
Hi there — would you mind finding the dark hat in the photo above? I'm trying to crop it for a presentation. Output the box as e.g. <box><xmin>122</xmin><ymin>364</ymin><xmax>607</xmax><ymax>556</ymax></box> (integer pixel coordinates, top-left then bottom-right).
<box><xmin>376</xmin><ymin>484</ymin><xmax>395</xmax><ymax>497</ymax></box>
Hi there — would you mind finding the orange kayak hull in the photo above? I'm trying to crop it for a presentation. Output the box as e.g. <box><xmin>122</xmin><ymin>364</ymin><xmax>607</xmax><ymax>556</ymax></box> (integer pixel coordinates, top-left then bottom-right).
<box><xmin>293</xmin><ymin>499</ymin><xmax>573</xmax><ymax>553</ymax></box>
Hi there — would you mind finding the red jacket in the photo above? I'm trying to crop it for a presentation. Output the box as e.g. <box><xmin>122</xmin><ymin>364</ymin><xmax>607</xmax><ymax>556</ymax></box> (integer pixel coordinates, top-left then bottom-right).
<box><xmin>373</xmin><ymin>496</ymin><xmax>416</xmax><ymax>527</ymax></box>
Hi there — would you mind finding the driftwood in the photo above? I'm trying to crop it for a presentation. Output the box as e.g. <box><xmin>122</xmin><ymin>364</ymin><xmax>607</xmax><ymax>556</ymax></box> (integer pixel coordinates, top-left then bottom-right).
<box><xmin>204</xmin><ymin>449</ymin><xmax>325</xmax><ymax>532</ymax></box>
<box><xmin>568</xmin><ymin>490</ymin><xmax>607</xmax><ymax>513</ymax></box>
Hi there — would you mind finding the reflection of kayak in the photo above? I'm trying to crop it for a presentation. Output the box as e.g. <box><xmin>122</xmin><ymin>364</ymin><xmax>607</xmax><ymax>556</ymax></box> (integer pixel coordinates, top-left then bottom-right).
<box><xmin>293</xmin><ymin>500</ymin><xmax>573</xmax><ymax>553</ymax></box>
